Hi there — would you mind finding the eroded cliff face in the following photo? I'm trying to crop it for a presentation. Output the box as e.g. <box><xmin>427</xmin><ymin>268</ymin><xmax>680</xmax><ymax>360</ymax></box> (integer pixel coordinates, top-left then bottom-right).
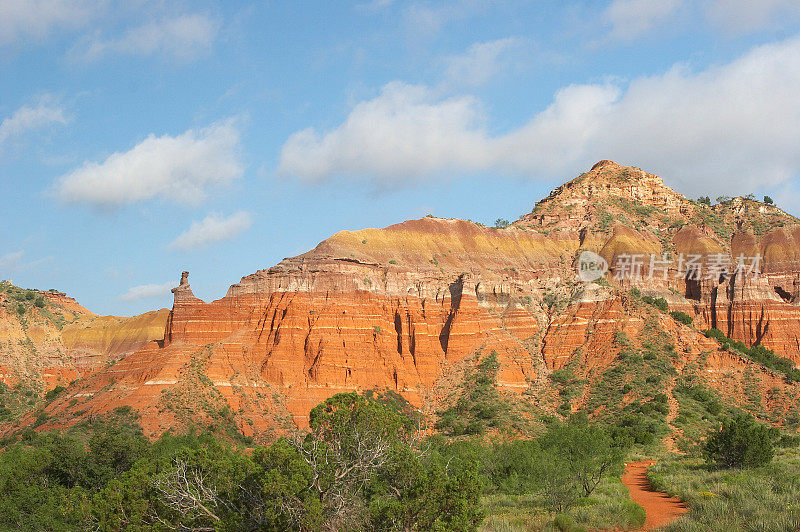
<box><xmin>0</xmin><ymin>284</ymin><xmax>169</xmax><ymax>391</ymax></box>
<box><xmin>519</xmin><ymin>160</ymin><xmax>800</xmax><ymax>361</ymax></box>
<box><xmin>23</xmin><ymin>161</ymin><xmax>800</xmax><ymax>438</ymax></box>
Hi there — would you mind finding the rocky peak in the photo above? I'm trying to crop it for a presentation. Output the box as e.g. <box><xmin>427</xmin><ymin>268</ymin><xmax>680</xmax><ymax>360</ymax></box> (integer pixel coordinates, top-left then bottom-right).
<box><xmin>519</xmin><ymin>161</ymin><xmax>691</xmax><ymax>231</ymax></box>
<box><xmin>171</xmin><ymin>271</ymin><xmax>200</xmax><ymax>304</ymax></box>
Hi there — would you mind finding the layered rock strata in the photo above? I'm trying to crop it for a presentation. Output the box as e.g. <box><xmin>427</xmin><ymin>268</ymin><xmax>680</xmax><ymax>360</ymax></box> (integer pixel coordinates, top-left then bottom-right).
<box><xmin>19</xmin><ymin>161</ymin><xmax>800</xmax><ymax>438</ymax></box>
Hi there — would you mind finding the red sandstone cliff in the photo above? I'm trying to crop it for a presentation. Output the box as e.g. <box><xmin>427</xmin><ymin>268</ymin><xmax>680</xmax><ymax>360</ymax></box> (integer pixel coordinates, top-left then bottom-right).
<box><xmin>16</xmin><ymin>161</ymin><xmax>800</xmax><ymax>439</ymax></box>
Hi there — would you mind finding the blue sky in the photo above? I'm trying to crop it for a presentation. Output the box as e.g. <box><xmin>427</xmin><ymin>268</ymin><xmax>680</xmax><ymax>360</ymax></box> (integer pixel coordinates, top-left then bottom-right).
<box><xmin>2</xmin><ymin>0</ymin><xmax>800</xmax><ymax>316</ymax></box>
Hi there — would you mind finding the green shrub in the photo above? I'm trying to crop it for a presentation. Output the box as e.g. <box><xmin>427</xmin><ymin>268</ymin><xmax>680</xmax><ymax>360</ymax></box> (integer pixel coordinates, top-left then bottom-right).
<box><xmin>0</xmin><ymin>395</ymin><xmax>485</xmax><ymax>531</ymax></box>
<box><xmin>552</xmin><ymin>513</ymin><xmax>578</xmax><ymax>531</ymax></box>
<box><xmin>550</xmin><ymin>367</ymin><xmax>575</xmax><ymax>385</ymax></box>
<box><xmin>644</xmin><ymin>297</ymin><xmax>668</xmax><ymax>312</ymax></box>
<box><xmin>44</xmin><ymin>386</ymin><xmax>66</xmax><ymax>403</ymax></box>
<box><xmin>618</xmin><ymin>500</ymin><xmax>646</xmax><ymax>529</ymax></box>
<box><xmin>612</xmin><ymin>415</ymin><xmax>656</xmax><ymax>445</ymax></box>
<box><xmin>703</xmin><ymin>329</ymin><xmax>800</xmax><ymax>381</ymax></box>
<box><xmin>614</xmin><ymin>331</ymin><xmax>631</xmax><ymax>346</ymax></box>
<box><xmin>435</xmin><ymin>352</ymin><xmax>510</xmax><ymax>436</ymax></box>
<box><xmin>704</xmin><ymin>413</ymin><xmax>773</xmax><ymax>468</ymax></box>
<box><xmin>669</xmin><ymin>310</ymin><xmax>693</xmax><ymax>325</ymax></box>
<box><xmin>32</xmin><ymin>410</ymin><xmax>50</xmax><ymax>428</ymax></box>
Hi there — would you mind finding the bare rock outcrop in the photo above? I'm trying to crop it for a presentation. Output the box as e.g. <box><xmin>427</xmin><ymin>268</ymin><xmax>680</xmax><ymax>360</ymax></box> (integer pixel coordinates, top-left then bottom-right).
<box><xmin>22</xmin><ymin>161</ymin><xmax>800</xmax><ymax>438</ymax></box>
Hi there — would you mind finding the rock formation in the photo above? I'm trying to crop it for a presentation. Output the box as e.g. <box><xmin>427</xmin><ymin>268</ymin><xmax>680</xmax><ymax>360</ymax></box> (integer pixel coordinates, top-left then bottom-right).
<box><xmin>0</xmin><ymin>284</ymin><xmax>169</xmax><ymax>391</ymax></box>
<box><xmin>12</xmin><ymin>161</ymin><xmax>800</xmax><ymax>439</ymax></box>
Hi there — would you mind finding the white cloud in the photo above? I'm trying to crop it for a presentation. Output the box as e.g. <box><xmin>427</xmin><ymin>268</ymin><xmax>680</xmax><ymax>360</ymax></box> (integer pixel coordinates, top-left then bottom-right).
<box><xmin>705</xmin><ymin>0</ymin><xmax>800</xmax><ymax>34</ymax></box>
<box><xmin>119</xmin><ymin>282</ymin><xmax>173</xmax><ymax>302</ymax></box>
<box><xmin>54</xmin><ymin>119</ymin><xmax>243</xmax><ymax>207</ymax></box>
<box><xmin>0</xmin><ymin>97</ymin><xmax>68</xmax><ymax>146</ymax></box>
<box><xmin>168</xmin><ymin>211</ymin><xmax>253</xmax><ymax>250</ymax></box>
<box><xmin>0</xmin><ymin>0</ymin><xmax>98</xmax><ymax>45</ymax></box>
<box><xmin>603</xmin><ymin>0</ymin><xmax>683</xmax><ymax>41</ymax></box>
<box><xmin>279</xmin><ymin>36</ymin><xmax>800</xmax><ymax>197</ymax></box>
<box><xmin>71</xmin><ymin>13</ymin><xmax>218</xmax><ymax>62</ymax></box>
<box><xmin>441</xmin><ymin>37</ymin><xmax>524</xmax><ymax>87</ymax></box>
<box><xmin>279</xmin><ymin>82</ymin><xmax>491</xmax><ymax>182</ymax></box>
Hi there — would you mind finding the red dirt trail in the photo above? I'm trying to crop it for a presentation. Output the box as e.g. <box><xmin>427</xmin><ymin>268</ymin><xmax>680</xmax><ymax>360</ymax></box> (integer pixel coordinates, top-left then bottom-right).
<box><xmin>622</xmin><ymin>460</ymin><xmax>689</xmax><ymax>531</ymax></box>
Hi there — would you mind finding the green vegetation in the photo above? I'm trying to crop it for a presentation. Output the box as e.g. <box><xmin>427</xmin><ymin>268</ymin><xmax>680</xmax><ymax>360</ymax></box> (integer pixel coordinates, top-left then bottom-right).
<box><xmin>696</xmin><ymin>205</ymin><xmax>733</xmax><ymax>240</ymax></box>
<box><xmin>608</xmin><ymin>196</ymin><xmax>658</xmax><ymax>220</ymax></box>
<box><xmin>641</xmin><ymin>295</ymin><xmax>669</xmax><ymax>312</ymax></box>
<box><xmin>0</xmin><ymin>396</ymin><xmax>484</xmax><ymax>531</ymax></box>
<box><xmin>581</xmin><ymin>320</ymin><xmax>677</xmax><ymax>449</ymax></box>
<box><xmin>0</xmin><ymin>381</ymin><xmax>45</xmax><ymax>422</ymax></box>
<box><xmin>703</xmin><ymin>413</ymin><xmax>773</xmax><ymax>468</ymax></box>
<box><xmin>648</xmin><ymin>449</ymin><xmax>800</xmax><ymax>531</ymax></box>
<box><xmin>0</xmin><ymin>282</ymin><xmax>78</xmax><ymax>331</ymax></box>
<box><xmin>703</xmin><ymin>329</ymin><xmax>800</xmax><ymax>382</ymax></box>
<box><xmin>436</xmin><ymin>415</ymin><xmax>639</xmax><ymax>531</ymax></box>
<box><xmin>43</xmin><ymin>385</ymin><xmax>66</xmax><ymax>404</ymax></box>
<box><xmin>670</xmin><ymin>310</ymin><xmax>693</xmax><ymax>326</ymax></box>
<box><xmin>596</xmin><ymin>205</ymin><xmax>615</xmax><ymax>233</ymax></box>
<box><xmin>436</xmin><ymin>352</ymin><xmax>511</xmax><ymax>436</ymax></box>
<box><xmin>644</xmin><ymin>369</ymin><xmax>800</xmax><ymax>530</ymax></box>
<box><xmin>494</xmin><ymin>218</ymin><xmax>510</xmax><ymax>229</ymax></box>
<box><xmin>764</xmin><ymin>195</ymin><xmax>774</xmax><ymax>205</ymax></box>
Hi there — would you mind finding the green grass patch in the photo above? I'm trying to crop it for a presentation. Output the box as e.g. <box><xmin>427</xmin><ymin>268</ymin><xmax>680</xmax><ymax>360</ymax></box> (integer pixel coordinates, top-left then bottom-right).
<box><xmin>649</xmin><ymin>451</ymin><xmax>800</xmax><ymax>531</ymax></box>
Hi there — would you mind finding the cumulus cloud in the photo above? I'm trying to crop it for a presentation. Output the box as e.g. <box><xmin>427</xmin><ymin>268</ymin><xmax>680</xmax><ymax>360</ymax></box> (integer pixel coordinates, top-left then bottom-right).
<box><xmin>0</xmin><ymin>0</ymin><xmax>98</xmax><ymax>45</ymax></box>
<box><xmin>441</xmin><ymin>37</ymin><xmax>524</xmax><ymax>87</ymax></box>
<box><xmin>119</xmin><ymin>282</ymin><xmax>174</xmax><ymax>302</ymax></box>
<box><xmin>0</xmin><ymin>97</ymin><xmax>68</xmax><ymax>146</ymax></box>
<box><xmin>279</xmin><ymin>36</ymin><xmax>800</xmax><ymax>197</ymax></box>
<box><xmin>279</xmin><ymin>82</ymin><xmax>493</xmax><ymax>182</ymax></box>
<box><xmin>53</xmin><ymin>120</ymin><xmax>243</xmax><ymax>207</ymax></box>
<box><xmin>705</xmin><ymin>0</ymin><xmax>800</xmax><ymax>34</ymax></box>
<box><xmin>168</xmin><ymin>211</ymin><xmax>253</xmax><ymax>250</ymax></box>
<box><xmin>71</xmin><ymin>13</ymin><xmax>218</xmax><ymax>62</ymax></box>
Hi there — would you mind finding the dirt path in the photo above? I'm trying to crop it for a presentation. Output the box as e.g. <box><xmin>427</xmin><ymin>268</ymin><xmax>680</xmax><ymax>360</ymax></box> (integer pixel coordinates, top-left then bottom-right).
<box><xmin>662</xmin><ymin>380</ymin><xmax>684</xmax><ymax>454</ymax></box>
<box><xmin>622</xmin><ymin>460</ymin><xmax>689</xmax><ymax>531</ymax></box>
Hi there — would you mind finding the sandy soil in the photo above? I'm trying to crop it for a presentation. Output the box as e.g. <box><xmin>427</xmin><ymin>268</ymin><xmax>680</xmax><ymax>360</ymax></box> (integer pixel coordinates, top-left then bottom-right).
<box><xmin>622</xmin><ymin>460</ymin><xmax>689</xmax><ymax>531</ymax></box>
